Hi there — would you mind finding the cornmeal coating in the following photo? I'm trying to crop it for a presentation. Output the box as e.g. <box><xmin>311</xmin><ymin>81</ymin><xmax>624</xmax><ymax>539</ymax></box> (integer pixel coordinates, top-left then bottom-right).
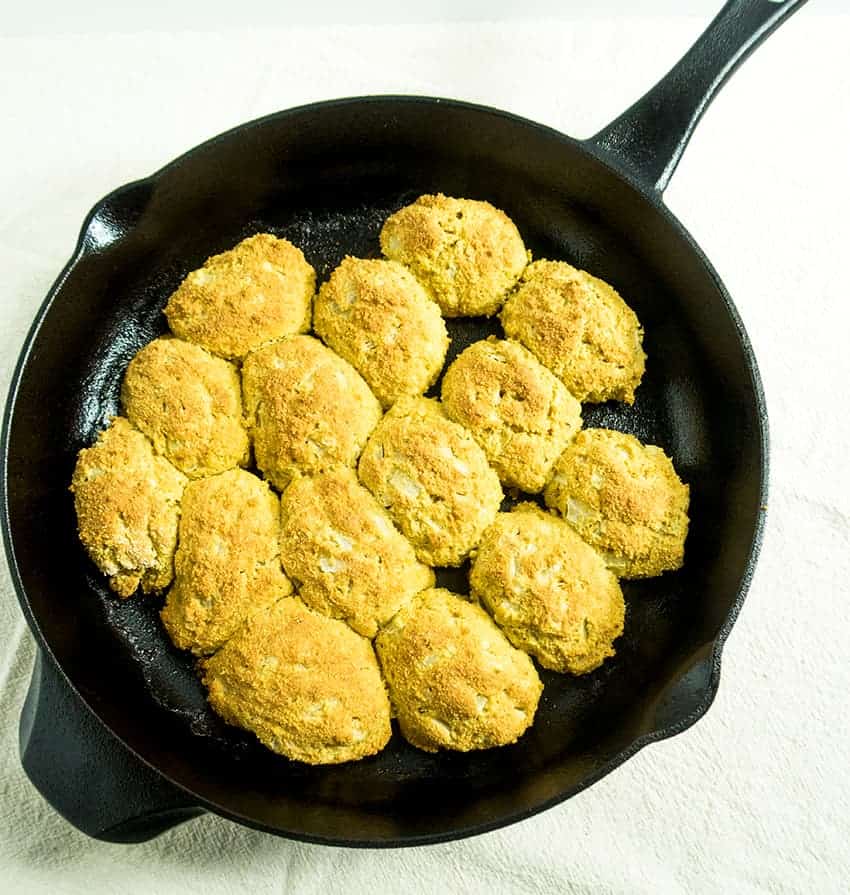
<box><xmin>544</xmin><ymin>429</ymin><xmax>690</xmax><ymax>578</ymax></box>
<box><xmin>358</xmin><ymin>397</ymin><xmax>503</xmax><ymax>567</ymax></box>
<box><xmin>161</xmin><ymin>469</ymin><xmax>292</xmax><ymax>655</ymax></box>
<box><xmin>501</xmin><ymin>260</ymin><xmax>646</xmax><ymax>404</ymax></box>
<box><xmin>120</xmin><ymin>336</ymin><xmax>249</xmax><ymax>478</ymax></box>
<box><xmin>380</xmin><ymin>194</ymin><xmax>528</xmax><ymax>317</ymax></box>
<box><xmin>279</xmin><ymin>469</ymin><xmax>434</xmax><ymax>638</ymax></box>
<box><xmin>203</xmin><ymin>597</ymin><xmax>391</xmax><ymax>765</ymax></box>
<box><xmin>375</xmin><ymin>588</ymin><xmax>542</xmax><ymax>753</ymax></box>
<box><xmin>314</xmin><ymin>257</ymin><xmax>449</xmax><ymax>408</ymax></box>
<box><xmin>242</xmin><ymin>335</ymin><xmax>382</xmax><ymax>492</ymax></box>
<box><xmin>441</xmin><ymin>338</ymin><xmax>582</xmax><ymax>493</ymax></box>
<box><xmin>471</xmin><ymin>504</ymin><xmax>625</xmax><ymax>674</ymax></box>
<box><xmin>164</xmin><ymin>233</ymin><xmax>315</xmax><ymax>359</ymax></box>
<box><xmin>70</xmin><ymin>417</ymin><xmax>186</xmax><ymax>597</ymax></box>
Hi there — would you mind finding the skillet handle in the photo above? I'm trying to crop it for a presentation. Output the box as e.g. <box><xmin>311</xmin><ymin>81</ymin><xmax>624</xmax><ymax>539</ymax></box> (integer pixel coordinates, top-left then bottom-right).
<box><xmin>587</xmin><ymin>0</ymin><xmax>808</xmax><ymax>193</ymax></box>
<box><xmin>649</xmin><ymin>645</ymin><xmax>720</xmax><ymax>737</ymax></box>
<box><xmin>19</xmin><ymin>648</ymin><xmax>204</xmax><ymax>843</ymax></box>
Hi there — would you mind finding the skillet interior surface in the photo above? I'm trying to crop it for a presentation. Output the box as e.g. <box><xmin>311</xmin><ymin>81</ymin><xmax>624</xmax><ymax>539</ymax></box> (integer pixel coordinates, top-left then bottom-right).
<box><xmin>3</xmin><ymin>98</ymin><xmax>765</xmax><ymax>844</ymax></box>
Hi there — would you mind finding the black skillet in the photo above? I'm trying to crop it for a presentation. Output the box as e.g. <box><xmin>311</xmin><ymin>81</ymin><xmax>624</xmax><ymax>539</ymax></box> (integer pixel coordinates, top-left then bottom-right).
<box><xmin>1</xmin><ymin>0</ymin><xmax>806</xmax><ymax>846</ymax></box>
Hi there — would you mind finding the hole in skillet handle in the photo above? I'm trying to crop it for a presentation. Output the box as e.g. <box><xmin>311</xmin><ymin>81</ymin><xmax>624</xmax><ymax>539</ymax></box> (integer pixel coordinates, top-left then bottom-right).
<box><xmin>19</xmin><ymin>648</ymin><xmax>203</xmax><ymax>842</ymax></box>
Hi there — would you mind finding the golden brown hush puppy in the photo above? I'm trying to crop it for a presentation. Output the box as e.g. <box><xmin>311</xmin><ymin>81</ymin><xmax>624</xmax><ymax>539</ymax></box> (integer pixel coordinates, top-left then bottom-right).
<box><xmin>471</xmin><ymin>504</ymin><xmax>625</xmax><ymax>674</ymax></box>
<box><xmin>241</xmin><ymin>335</ymin><xmax>382</xmax><ymax>492</ymax></box>
<box><xmin>375</xmin><ymin>588</ymin><xmax>542</xmax><ymax>752</ymax></box>
<box><xmin>70</xmin><ymin>417</ymin><xmax>186</xmax><ymax>597</ymax></box>
<box><xmin>441</xmin><ymin>337</ymin><xmax>582</xmax><ymax>492</ymax></box>
<box><xmin>314</xmin><ymin>257</ymin><xmax>449</xmax><ymax>408</ymax></box>
<box><xmin>501</xmin><ymin>260</ymin><xmax>645</xmax><ymax>404</ymax></box>
<box><xmin>357</xmin><ymin>397</ymin><xmax>503</xmax><ymax>567</ymax></box>
<box><xmin>160</xmin><ymin>468</ymin><xmax>292</xmax><ymax>655</ymax></box>
<box><xmin>380</xmin><ymin>194</ymin><xmax>528</xmax><ymax>317</ymax></box>
<box><xmin>121</xmin><ymin>336</ymin><xmax>249</xmax><ymax>478</ymax></box>
<box><xmin>544</xmin><ymin>428</ymin><xmax>689</xmax><ymax>578</ymax></box>
<box><xmin>278</xmin><ymin>468</ymin><xmax>434</xmax><ymax>638</ymax></box>
<box><xmin>165</xmin><ymin>233</ymin><xmax>315</xmax><ymax>360</ymax></box>
<box><xmin>202</xmin><ymin>597</ymin><xmax>392</xmax><ymax>765</ymax></box>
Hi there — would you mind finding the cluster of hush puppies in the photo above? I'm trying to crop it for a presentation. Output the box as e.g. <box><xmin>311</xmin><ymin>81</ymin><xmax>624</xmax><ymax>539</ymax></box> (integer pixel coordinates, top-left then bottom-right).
<box><xmin>70</xmin><ymin>194</ymin><xmax>689</xmax><ymax>765</ymax></box>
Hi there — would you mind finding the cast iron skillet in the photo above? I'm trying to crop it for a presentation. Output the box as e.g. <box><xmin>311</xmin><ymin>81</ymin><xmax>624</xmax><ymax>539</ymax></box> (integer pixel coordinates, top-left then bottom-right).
<box><xmin>2</xmin><ymin>0</ymin><xmax>805</xmax><ymax>846</ymax></box>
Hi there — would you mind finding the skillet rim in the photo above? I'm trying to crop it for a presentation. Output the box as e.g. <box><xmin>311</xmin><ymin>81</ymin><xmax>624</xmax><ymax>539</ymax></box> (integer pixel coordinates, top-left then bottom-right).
<box><xmin>0</xmin><ymin>94</ymin><xmax>769</xmax><ymax>847</ymax></box>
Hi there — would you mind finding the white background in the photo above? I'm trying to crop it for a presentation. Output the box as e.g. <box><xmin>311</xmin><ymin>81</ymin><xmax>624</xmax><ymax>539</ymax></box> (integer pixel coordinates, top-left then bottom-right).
<box><xmin>1</xmin><ymin>3</ymin><xmax>849</xmax><ymax>894</ymax></box>
<box><xmin>6</xmin><ymin>0</ymin><xmax>845</xmax><ymax>33</ymax></box>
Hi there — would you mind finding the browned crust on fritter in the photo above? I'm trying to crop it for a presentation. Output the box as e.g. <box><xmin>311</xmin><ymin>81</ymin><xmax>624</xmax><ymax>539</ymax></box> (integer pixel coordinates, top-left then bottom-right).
<box><xmin>375</xmin><ymin>588</ymin><xmax>542</xmax><ymax>752</ymax></box>
<box><xmin>314</xmin><ymin>256</ymin><xmax>449</xmax><ymax>407</ymax></box>
<box><xmin>241</xmin><ymin>335</ymin><xmax>383</xmax><ymax>491</ymax></box>
<box><xmin>543</xmin><ymin>428</ymin><xmax>690</xmax><ymax>578</ymax></box>
<box><xmin>70</xmin><ymin>417</ymin><xmax>187</xmax><ymax>597</ymax></box>
<box><xmin>441</xmin><ymin>337</ymin><xmax>582</xmax><ymax>492</ymax></box>
<box><xmin>357</xmin><ymin>397</ymin><xmax>503</xmax><ymax>567</ymax></box>
<box><xmin>470</xmin><ymin>504</ymin><xmax>625</xmax><ymax>674</ymax></box>
<box><xmin>164</xmin><ymin>233</ymin><xmax>315</xmax><ymax>359</ymax></box>
<box><xmin>160</xmin><ymin>468</ymin><xmax>292</xmax><ymax>655</ymax></box>
<box><xmin>501</xmin><ymin>260</ymin><xmax>646</xmax><ymax>404</ymax></box>
<box><xmin>380</xmin><ymin>194</ymin><xmax>529</xmax><ymax>317</ymax></box>
<box><xmin>202</xmin><ymin>597</ymin><xmax>392</xmax><ymax>764</ymax></box>
<box><xmin>121</xmin><ymin>336</ymin><xmax>249</xmax><ymax>478</ymax></box>
<box><xmin>278</xmin><ymin>468</ymin><xmax>434</xmax><ymax>637</ymax></box>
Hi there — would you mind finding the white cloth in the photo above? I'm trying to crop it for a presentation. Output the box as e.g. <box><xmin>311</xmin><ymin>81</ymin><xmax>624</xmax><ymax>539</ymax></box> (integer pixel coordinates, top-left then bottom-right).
<box><xmin>1</xmin><ymin>9</ymin><xmax>848</xmax><ymax>894</ymax></box>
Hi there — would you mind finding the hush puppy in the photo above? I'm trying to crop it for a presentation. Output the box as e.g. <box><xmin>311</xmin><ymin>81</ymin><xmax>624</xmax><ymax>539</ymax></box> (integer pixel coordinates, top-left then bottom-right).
<box><xmin>441</xmin><ymin>338</ymin><xmax>582</xmax><ymax>493</ymax></box>
<box><xmin>121</xmin><ymin>336</ymin><xmax>249</xmax><ymax>478</ymax></box>
<box><xmin>471</xmin><ymin>504</ymin><xmax>625</xmax><ymax>675</ymax></box>
<box><xmin>279</xmin><ymin>468</ymin><xmax>434</xmax><ymax>638</ymax></box>
<box><xmin>501</xmin><ymin>260</ymin><xmax>645</xmax><ymax>404</ymax></box>
<box><xmin>544</xmin><ymin>428</ymin><xmax>690</xmax><ymax>578</ymax></box>
<box><xmin>242</xmin><ymin>335</ymin><xmax>382</xmax><ymax>492</ymax></box>
<box><xmin>202</xmin><ymin>596</ymin><xmax>392</xmax><ymax>765</ymax></box>
<box><xmin>380</xmin><ymin>194</ymin><xmax>528</xmax><ymax>317</ymax></box>
<box><xmin>161</xmin><ymin>468</ymin><xmax>292</xmax><ymax>655</ymax></box>
<box><xmin>70</xmin><ymin>417</ymin><xmax>187</xmax><ymax>597</ymax></box>
<box><xmin>164</xmin><ymin>233</ymin><xmax>315</xmax><ymax>359</ymax></box>
<box><xmin>358</xmin><ymin>397</ymin><xmax>503</xmax><ymax>567</ymax></box>
<box><xmin>314</xmin><ymin>257</ymin><xmax>449</xmax><ymax>407</ymax></box>
<box><xmin>375</xmin><ymin>588</ymin><xmax>542</xmax><ymax>752</ymax></box>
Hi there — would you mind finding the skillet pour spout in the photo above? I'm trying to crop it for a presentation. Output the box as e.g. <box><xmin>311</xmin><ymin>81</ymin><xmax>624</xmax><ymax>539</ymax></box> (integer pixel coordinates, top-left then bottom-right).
<box><xmin>2</xmin><ymin>0</ymin><xmax>806</xmax><ymax>845</ymax></box>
